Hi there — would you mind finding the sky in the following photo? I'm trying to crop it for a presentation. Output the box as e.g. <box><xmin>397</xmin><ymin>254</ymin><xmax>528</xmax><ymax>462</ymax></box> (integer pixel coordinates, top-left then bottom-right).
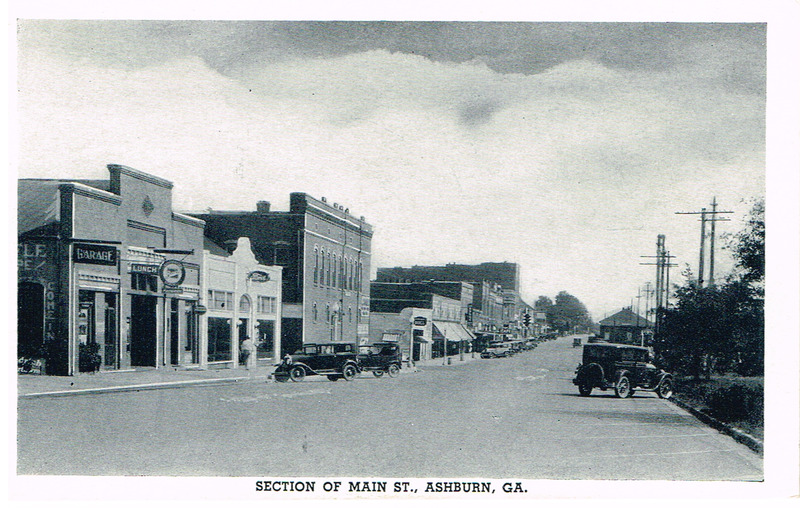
<box><xmin>14</xmin><ymin>19</ymin><xmax>768</xmax><ymax>319</ymax></box>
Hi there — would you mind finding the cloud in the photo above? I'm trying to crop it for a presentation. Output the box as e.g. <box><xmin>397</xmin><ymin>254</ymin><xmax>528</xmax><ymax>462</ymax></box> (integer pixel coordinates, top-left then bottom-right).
<box><xmin>15</xmin><ymin>31</ymin><xmax>765</xmax><ymax>317</ymax></box>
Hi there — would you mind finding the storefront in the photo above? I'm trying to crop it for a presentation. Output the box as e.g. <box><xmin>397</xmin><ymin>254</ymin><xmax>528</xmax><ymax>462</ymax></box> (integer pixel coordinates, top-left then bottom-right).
<box><xmin>18</xmin><ymin>164</ymin><xmax>206</xmax><ymax>375</ymax></box>
<box><xmin>201</xmin><ymin>237</ymin><xmax>282</xmax><ymax>369</ymax></box>
<box><xmin>368</xmin><ymin>307</ymin><xmax>432</xmax><ymax>364</ymax></box>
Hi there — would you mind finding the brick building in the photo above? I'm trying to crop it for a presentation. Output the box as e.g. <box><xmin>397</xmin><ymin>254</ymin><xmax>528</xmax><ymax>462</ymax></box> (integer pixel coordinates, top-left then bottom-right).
<box><xmin>191</xmin><ymin>194</ymin><xmax>372</xmax><ymax>354</ymax></box>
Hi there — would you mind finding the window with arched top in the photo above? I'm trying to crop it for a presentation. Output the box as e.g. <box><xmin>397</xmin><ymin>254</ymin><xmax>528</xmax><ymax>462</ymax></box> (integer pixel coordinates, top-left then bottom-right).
<box><xmin>326</xmin><ymin>252</ymin><xmax>331</xmax><ymax>286</ymax></box>
<box><xmin>313</xmin><ymin>247</ymin><xmax>319</xmax><ymax>285</ymax></box>
<box><xmin>313</xmin><ymin>302</ymin><xmax>318</xmax><ymax>321</ymax></box>
<box><xmin>239</xmin><ymin>294</ymin><xmax>252</xmax><ymax>314</ymax></box>
<box><xmin>326</xmin><ymin>303</ymin><xmax>331</xmax><ymax>323</ymax></box>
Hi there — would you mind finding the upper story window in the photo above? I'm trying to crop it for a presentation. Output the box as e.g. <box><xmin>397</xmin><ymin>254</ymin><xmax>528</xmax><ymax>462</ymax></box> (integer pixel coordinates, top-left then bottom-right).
<box><xmin>257</xmin><ymin>296</ymin><xmax>277</xmax><ymax>314</ymax></box>
<box><xmin>313</xmin><ymin>247</ymin><xmax>319</xmax><ymax>285</ymax></box>
<box><xmin>208</xmin><ymin>290</ymin><xmax>234</xmax><ymax>311</ymax></box>
<box><xmin>312</xmin><ymin>302</ymin><xmax>318</xmax><ymax>321</ymax></box>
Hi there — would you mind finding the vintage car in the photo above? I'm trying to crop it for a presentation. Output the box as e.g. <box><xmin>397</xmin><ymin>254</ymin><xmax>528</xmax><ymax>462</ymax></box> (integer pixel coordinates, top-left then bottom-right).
<box><xmin>572</xmin><ymin>343</ymin><xmax>674</xmax><ymax>399</ymax></box>
<box><xmin>273</xmin><ymin>342</ymin><xmax>360</xmax><ymax>382</ymax></box>
<box><xmin>357</xmin><ymin>342</ymin><xmax>402</xmax><ymax>378</ymax></box>
<box><xmin>480</xmin><ymin>342</ymin><xmax>512</xmax><ymax>358</ymax></box>
<box><xmin>572</xmin><ymin>337</ymin><xmax>582</xmax><ymax>348</ymax></box>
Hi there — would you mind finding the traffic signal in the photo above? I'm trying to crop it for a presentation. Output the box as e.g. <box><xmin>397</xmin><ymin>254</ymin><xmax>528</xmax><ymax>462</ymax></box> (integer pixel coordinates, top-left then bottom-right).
<box><xmin>523</xmin><ymin>313</ymin><xmax>531</xmax><ymax>326</ymax></box>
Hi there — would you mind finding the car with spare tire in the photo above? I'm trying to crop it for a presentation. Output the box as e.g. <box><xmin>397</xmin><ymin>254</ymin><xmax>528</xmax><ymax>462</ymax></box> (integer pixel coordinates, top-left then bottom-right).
<box><xmin>572</xmin><ymin>343</ymin><xmax>674</xmax><ymax>399</ymax></box>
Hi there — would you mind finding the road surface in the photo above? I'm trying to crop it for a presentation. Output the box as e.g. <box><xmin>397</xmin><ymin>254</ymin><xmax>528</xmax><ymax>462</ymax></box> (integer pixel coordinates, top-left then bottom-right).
<box><xmin>17</xmin><ymin>335</ymin><xmax>762</xmax><ymax>479</ymax></box>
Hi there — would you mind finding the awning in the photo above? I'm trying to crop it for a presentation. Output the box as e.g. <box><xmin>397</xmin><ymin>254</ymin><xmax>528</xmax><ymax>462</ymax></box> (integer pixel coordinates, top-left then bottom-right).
<box><xmin>432</xmin><ymin>321</ymin><xmax>476</xmax><ymax>342</ymax></box>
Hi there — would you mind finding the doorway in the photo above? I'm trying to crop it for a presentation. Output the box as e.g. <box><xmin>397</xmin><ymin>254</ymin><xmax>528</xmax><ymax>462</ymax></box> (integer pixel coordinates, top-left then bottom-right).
<box><xmin>18</xmin><ymin>282</ymin><xmax>44</xmax><ymax>358</ymax></box>
<box><xmin>130</xmin><ymin>294</ymin><xmax>157</xmax><ymax>367</ymax></box>
<box><xmin>170</xmin><ymin>299</ymin><xmax>180</xmax><ymax>365</ymax></box>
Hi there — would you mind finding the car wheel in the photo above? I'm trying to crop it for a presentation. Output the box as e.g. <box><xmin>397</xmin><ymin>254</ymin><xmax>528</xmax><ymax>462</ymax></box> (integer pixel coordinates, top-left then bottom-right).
<box><xmin>657</xmin><ymin>378</ymin><xmax>674</xmax><ymax>399</ymax></box>
<box><xmin>373</xmin><ymin>370</ymin><xmax>384</xmax><ymax>378</ymax></box>
<box><xmin>289</xmin><ymin>365</ymin><xmax>306</xmax><ymax>382</ymax></box>
<box><xmin>387</xmin><ymin>364</ymin><xmax>400</xmax><ymax>378</ymax></box>
<box><xmin>341</xmin><ymin>364</ymin><xmax>358</xmax><ymax>381</ymax></box>
<box><xmin>326</xmin><ymin>375</ymin><xmax>340</xmax><ymax>381</ymax></box>
<box><xmin>614</xmin><ymin>375</ymin><xmax>631</xmax><ymax>398</ymax></box>
<box><xmin>578</xmin><ymin>384</ymin><xmax>592</xmax><ymax>396</ymax></box>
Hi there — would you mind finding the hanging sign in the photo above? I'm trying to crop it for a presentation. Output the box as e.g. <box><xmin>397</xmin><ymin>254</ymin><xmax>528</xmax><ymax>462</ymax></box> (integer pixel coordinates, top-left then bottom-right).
<box><xmin>159</xmin><ymin>260</ymin><xmax>186</xmax><ymax>287</ymax></box>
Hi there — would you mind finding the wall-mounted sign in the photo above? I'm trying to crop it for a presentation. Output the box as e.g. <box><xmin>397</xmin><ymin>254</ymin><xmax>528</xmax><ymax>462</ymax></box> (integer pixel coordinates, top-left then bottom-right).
<box><xmin>73</xmin><ymin>243</ymin><xmax>117</xmax><ymax>266</ymax></box>
<box><xmin>247</xmin><ymin>270</ymin><xmax>270</xmax><ymax>282</ymax></box>
<box><xmin>159</xmin><ymin>259</ymin><xmax>186</xmax><ymax>287</ymax></box>
<box><xmin>413</xmin><ymin>317</ymin><xmax>428</xmax><ymax>327</ymax></box>
<box><xmin>130</xmin><ymin>263</ymin><xmax>160</xmax><ymax>275</ymax></box>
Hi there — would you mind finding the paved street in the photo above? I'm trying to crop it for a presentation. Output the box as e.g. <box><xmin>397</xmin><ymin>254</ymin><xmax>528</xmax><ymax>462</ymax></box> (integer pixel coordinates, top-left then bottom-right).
<box><xmin>17</xmin><ymin>335</ymin><xmax>762</xmax><ymax>480</ymax></box>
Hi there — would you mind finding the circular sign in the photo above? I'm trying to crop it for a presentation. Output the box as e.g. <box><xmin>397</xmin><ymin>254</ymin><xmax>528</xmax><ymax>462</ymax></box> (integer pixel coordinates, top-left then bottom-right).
<box><xmin>159</xmin><ymin>259</ymin><xmax>186</xmax><ymax>286</ymax></box>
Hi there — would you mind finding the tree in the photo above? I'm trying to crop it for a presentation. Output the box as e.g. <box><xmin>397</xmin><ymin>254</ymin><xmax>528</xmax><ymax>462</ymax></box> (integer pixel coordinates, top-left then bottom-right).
<box><xmin>655</xmin><ymin>198</ymin><xmax>764</xmax><ymax>378</ymax></box>
<box><xmin>727</xmin><ymin>198</ymin><xmax>765</xmax><ymax>285</ymax></box>
<box><xmin>548</xmin><ymin>291</ymin><xmax>592</xmax><ymax>334</ymax></box>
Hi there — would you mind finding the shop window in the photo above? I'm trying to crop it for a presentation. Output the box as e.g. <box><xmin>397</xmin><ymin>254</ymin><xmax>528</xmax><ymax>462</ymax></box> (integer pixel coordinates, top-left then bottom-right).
<box><xmin>256</xmin><ymin>320</ymin><xmax>275</xmax><ymax>359</ymax></box>
<box><xmin>207</xmin><ymin>317</ymin><xmax>231</xmax><ymax>362</ymax></box>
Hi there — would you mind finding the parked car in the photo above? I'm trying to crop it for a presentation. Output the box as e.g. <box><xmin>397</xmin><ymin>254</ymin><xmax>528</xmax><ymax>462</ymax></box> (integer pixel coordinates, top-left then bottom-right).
<box><xmin>273</xmin><ymin>342</ymin><xmax>360</xmax><ymax>382</ymax></box>
<box><xmin>357</xmin><ymin>342</ymin><xmax>402</xmax><ymax>378</ymax></box>
<box><xmin>572</xmin><ymin>338</ymin><xmax>582</xmax><ymax>348</ymax></box>
<box><xmin>481</xmin><ymin>342</ymin><xmax>512</xmax><ymax>358</ymax></box>
<box><xmin>572</xmin><ymin>343</ymin><xmax>674</xmax><ymax>399</ymax></box>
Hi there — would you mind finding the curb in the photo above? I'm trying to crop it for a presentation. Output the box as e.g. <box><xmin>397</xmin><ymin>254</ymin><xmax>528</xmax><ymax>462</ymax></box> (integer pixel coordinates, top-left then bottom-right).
<box><xmin>19</xmin><ymin>375</ymin><xmax>269</xmax><ymax>399</ymax></box>
<box><xmin>670</xmin><ymin>396</ymin><xmax>763</xmax><ymax>455</ymax></box>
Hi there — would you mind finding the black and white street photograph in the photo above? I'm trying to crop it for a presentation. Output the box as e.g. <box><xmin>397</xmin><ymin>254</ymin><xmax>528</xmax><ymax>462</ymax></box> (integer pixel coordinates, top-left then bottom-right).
<box><xmin>9</xmin><ymin>0</ymin><xmax>800</xmax><ymax>502</ymax></box>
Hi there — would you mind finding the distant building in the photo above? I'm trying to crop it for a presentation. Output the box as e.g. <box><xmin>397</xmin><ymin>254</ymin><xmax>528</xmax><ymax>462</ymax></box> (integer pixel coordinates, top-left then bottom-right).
<box><xmin>191</xmin><ymin>194</ymin><xmax>372</xmax><ymax>355</ymax></box>
<box><xmin>376</xmin><ymin>262</ymin><xmax>530</xmax><ymax>336</ymax></box>
<box><xmin>370</xmin><ymin>282</ymin><xmax>475</xmax><ymax>361</ymax></box>
<box><xmin>598</xmin><ymin>307</ymin><xmax>653</xmax><ymax>345</ymax></box>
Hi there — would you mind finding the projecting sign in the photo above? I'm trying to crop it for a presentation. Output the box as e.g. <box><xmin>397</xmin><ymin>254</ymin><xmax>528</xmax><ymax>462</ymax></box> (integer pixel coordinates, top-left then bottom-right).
<box><xmin>73</xmin><ymin>243</ymin><xmax>117</xmax><ymax>266</ymax></box>
<box><xmin>159</xmin><ymin>260</ymin><xmax>186</xmax><ymax>287</ymax></box>
<box><xmin>413</xmin><ymin>317</ymin><xmax>428</xmax><ymax>327</ymax></box>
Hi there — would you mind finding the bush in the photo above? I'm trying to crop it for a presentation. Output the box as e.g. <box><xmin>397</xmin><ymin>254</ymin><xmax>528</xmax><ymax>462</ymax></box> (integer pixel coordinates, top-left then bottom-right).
<box><xmin>79</xmin><ymin>342</ymin><xmax>102</xmax><ymax>373</ymax></box>
<box><xmin>675</xmin><ymin>376</ymin><xmax>763</xmax><ymax>438</ymax></box>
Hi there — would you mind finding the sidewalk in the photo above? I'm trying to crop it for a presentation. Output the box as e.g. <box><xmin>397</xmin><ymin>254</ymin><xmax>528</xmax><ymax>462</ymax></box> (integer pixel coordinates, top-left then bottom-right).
<box><xmin>17</xmin><ymin>364</ymin><xmax>274</xmax><ymax>399</ymax></box>
<box><xmin>17</xmin><ymin>353</ymin><xmax>485</xmax><ymax>399</ymax></box>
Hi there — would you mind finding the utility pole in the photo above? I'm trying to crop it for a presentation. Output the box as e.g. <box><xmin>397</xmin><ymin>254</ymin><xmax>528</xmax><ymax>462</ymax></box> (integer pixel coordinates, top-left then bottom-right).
<box><xmin>640</xmin><ymin>235</ymin><xmax>676</xmax><ymax>334</ymax></box>
<box><xmin>676</xmin><ymin>198</ymin><xmax>732</xmax><ymax>287</ymax></box>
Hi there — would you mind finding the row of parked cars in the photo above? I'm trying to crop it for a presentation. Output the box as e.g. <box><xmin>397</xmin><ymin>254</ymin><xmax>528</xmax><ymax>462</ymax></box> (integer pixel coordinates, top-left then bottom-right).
<box><xmin>480</xmin><ymin>337</ymin><xmax>541</xmax><ymax>359</ymax></box>
<box><xmin>272</xmin><ymin>342</ymin><xmax>402</xmax><ymax>382</ymax></box>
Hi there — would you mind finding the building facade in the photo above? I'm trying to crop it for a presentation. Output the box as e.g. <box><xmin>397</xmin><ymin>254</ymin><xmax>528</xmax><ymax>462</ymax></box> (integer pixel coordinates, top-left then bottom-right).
<box><xmin>201</xmin><ymin>237</ymin><xmax>283</xmax><ymax>369</ymax></box>
<box><xmin>192</xmin><ymin>193</ymin><xmax>372</xmax><ymax>355</ymax></box>
<box><xmin>598</xmin><ymin>307</ymin><xmax>654</xmax><ymax>345</ymax></box>
<box><xmin>18</xmin><ymin>164</ymin><xmax>205</xmax><ymax>375</ymax></box>
<box><xmin>376</xmin><ymin>262</ymin><xmax>534</xmax><ymax>339</ymax></box>
<box><xmin>370</xmin><ymin>282</ymin><xmax>474</xmax><ymax>361</ymax></box>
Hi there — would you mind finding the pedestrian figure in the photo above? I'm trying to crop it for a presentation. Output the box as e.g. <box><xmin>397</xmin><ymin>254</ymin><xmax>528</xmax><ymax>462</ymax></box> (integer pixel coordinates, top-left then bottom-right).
<box><xmin>240</xmin><ymin>336</ymin><xmax>255</xmax><ymax>370</ymax></box>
